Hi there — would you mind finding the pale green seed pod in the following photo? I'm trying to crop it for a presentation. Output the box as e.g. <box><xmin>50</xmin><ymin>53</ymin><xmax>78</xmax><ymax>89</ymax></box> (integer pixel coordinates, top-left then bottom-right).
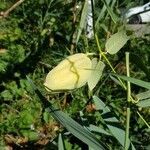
<box><xmin>44</xmin><ymin>53</ymin><xmax>92</xmax><ymax>91</ymax></box>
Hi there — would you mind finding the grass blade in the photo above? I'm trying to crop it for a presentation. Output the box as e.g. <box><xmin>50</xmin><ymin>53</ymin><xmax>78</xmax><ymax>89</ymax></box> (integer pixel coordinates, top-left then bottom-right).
<box><xmin>95</xmin><ymin>0</ymin><xmax>111</xmax><ymax>26</ymax></box>
<box><xmin>101</xmin><ymin>0</ymin><xmax>118</xmax><ymax>23</ymax></box>
<box><xmin>76</xmin><ymin>0</ymin><xmax>88</xmax><ymax>43</ymax></box>
<box><xmin>111</xmin><ymin>74</ymin><xmax>150</xmax><ymax>89</ymax></box>
<box><xmin>26</xmin><ymin>76</ymin><xmax>106</xmax><ymax>150</ymax></box>
<box><xmin>58</xmin><ymin>133</ymin><xmax>65</xmax><ymax>150</ymax></box>
<box><xmin>93</xmin><ymin>96</ymin><xmax>136</xmax><ymax>149</ymax></box>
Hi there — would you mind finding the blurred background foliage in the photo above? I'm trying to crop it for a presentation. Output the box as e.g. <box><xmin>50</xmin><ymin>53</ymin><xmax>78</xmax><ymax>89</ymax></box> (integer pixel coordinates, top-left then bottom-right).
<box><xmin>0</xmin><ymin>0</ymin><xmax>150</xmax><ymax>149</ymax></box>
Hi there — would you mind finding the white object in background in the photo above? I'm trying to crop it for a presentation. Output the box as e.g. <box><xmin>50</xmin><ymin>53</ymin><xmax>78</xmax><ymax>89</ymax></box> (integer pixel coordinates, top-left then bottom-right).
<box><xmin>86</xmin><ymin>0</ymin><xmax>94</xmax><ymax>38</ymax></box>
<box><xmin>125</xmin><ymin>2</ymin><xmax>150</xmax><ymax>24</ymax></box>
<box><xmin>140</xmin><ymin>11</ymin><xmax>150</xmax><ymax>23</ymax></box>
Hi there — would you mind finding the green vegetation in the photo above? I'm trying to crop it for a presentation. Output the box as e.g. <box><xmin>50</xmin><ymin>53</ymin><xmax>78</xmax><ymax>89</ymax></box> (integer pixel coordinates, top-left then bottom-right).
<box><xmin>0</xmin><ymin>0</ymin><xmax>150</xmax><ymax>149</ymax></box>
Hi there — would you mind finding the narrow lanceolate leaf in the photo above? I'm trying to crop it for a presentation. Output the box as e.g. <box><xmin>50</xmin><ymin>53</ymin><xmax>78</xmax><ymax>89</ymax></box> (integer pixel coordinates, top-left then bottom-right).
<box><xmin>111</xmin><ymin>74</ymin><xmax>150</xmax><ymax>89</ymax></box>
<box><xmin>27</xmin><ymin>77</ymin><xmax>106</xmax><ymax>150</ymax></box>
<box><xmin>95</xmin><ymin>0</ymin><xmax>111</xmax><ymax>26</ymax></box>
<box><xmin>136</xmin><ymin>90</ymin><xmax>150</xmax><ymax>100</ymax></box>
<box><xmin>136</xmin><ymin>99</ymin><xmax>150</xmax><ymax>108</ymax></box>
<box><xmin>88</xmin><ymin>58</ymin><xmax>105</xmax><ymax>91</ymax></box>
<box><xmin>58</xmin><ymin>133</ymin><xmax>65</xmax><ymax>150</ymax></box>
<box><xmin>88</xmin><ymin>124</ymin><xmax>111</xmax><ymax>136</ymax></box>
<box><xmin>136</xmin><ymin>90</ymin><xmax>150</xmax><ymax>107</ymax></box>
<box><xmin>76</xmin><ymin>0</ymin><xmax>89</xmax><ymax>43</ymax></box>
<box><xmin>101</xmin><ymin>0</ymin><xmax>118</xmax><ymax>24</ymax></box>
<box><xmin>49</xmin><ymin>109</ymin><xmax>106</xmax><ymax>150</ymax></box>
<box><xmin>93</xmin><ymin>96</ymin><xmax>136</xmax><ymax>150</ymax></box>
<box><xmin>106</xmin><ymin>30</ymin><xmax>129</xmax><ymax>54</ymax></box>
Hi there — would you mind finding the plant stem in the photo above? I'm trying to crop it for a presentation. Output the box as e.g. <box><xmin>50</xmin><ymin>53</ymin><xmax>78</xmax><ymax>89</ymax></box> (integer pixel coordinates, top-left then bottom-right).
<box><xmin>137</xmin><ymin>111</ymin><xmax>150</xmax><ymax>129</ymax></box>
<box><xmin>0</xmin><ymin>0</ymin><xmax>24</xmax><ymax>19</ymax></box>
<box><xmin>124</xmin><ymin>52</ymin><xmax>131</xmax><ymax>150</ymax></box>
<box><xmin>95</xmin><ymin>34</ymin><xmax>126</xmax><ymax>90</ymax></box>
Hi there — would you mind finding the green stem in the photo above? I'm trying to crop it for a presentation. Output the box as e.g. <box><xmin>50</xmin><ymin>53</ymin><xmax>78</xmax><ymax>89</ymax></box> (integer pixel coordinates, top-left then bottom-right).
<box><xmin>92</xmin><ymin>6</ymin><xmax>148</xmax><ymax>134</ymax></box>
<box><xmin>137</xmin><ymin>111</ymin><xmax>150</xmax><ymax>129</ymax></box>
<box><xmin>95</xmin><ymin>34</ymin><xmax>126</xmax><ymax>90</ymax></box>
<box><xmin>124</xmin><ymin>52</ymin><xmax>131</xmax><ymax>150</ymax></box>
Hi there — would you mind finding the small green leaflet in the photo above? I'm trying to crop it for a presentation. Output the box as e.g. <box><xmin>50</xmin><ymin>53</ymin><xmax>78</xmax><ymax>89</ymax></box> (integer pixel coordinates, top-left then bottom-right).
<box><xmin>136</xmin><ymin>90</ymin><xmax>150</xmax><ymax>100</ymax></box>
<box><xmin>136</xmin><ymin>90</ymin><xmax>150</xmax><ymax>108</ymax></box>
<box><xmin>88</xmin><ymin>58</ymin><xmax>105</xmax><ymax>91</ymax></box>
<box><xmin>137</xmin><ymin>99</ymin><xmax>150</xmax><ymax>108</ymax></box>
<box><xmin>106</xmin><ymin>30</ymin><xmax>129</xmax><ymax>54</ymax></box>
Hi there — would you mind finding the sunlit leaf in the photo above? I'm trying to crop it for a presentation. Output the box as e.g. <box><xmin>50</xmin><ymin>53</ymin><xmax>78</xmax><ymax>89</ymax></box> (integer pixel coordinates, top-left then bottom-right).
<box><xmin>106</xmin><ymin>30</ymin><xmax>129</xmax><ymax>54</ymax></box>
<box><xmin>88</xmin><ymin>58</ymin><xmax>105</xmax><ymax>91</ymax></box>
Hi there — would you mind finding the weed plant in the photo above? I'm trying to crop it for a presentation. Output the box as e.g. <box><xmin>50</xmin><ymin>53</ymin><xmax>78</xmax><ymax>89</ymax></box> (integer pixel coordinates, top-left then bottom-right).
<box><xmin>0</xmin><ymin>0</ymin><xmax>150</xmax><ymax>149</ymax></box>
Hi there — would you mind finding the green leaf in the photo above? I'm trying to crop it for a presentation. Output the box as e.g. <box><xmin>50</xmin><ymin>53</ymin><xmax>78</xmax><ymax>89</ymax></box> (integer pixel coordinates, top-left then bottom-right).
<box><xmin>58</xmin><ymin>133</ymin><xmax>65</xmax><ymax>150</ymax></box>
<box><xmin>19</xmin><ymin>110</ymin><xmax>34</xmax><ymax>128</ymax></box>
<box><xmin>106</xmin><ymin>30</ymin><xmax>129</xmax><ymax>54</ymax></box>
<box><xmin>109</xmin><ymin>75</ymin><xmax>123</xmax><ymax>87</ymax></box>
<box><xmin>136</xmin><ymin>99</ymin><xmax>150</xmax><ymax>108</ymax></box>
<box><xmin>88</xmin><ymin>59</ymin><xmax>105</xmax><ymax>91</ymax></box>
<box><xmin>111</xmin><ymin>74</ymin><xmax>150</xmax><ymax>89</ymax></box>
<box><xmin>93</xmin><ymin>96</ymin><xmax>118</xmax><ymax>122</ymax></box>
<box><xmin>136</xmin><ymin>90</ymin><xmax>150</xmax><ymax>100</ymax></box>
<box><xmin>76</xmin><ymin>0</ymin><xmax>89</xmax><ymax>44</ymax></box>
<box><xmin>20</xmin><ymin>130</ymin><xmax>39</xmax><ymax>141</ymax></box>
<box><xmin>88</xmin><ymin>124</ymin><xmax>111</xmax><ymax>136</ymax></box>
<box><xmin>1</xmin><ymin>90</ymin><xmax>13</xmax><ymax>100</ymax></box>
<box><xmin>136</xmin><ymin>90</ymin><xmax>150</xmax><ymax>107</ymax></box>
<box><xmin>107</xmin><ymin>123</ymin><xmax>130</xmax><ymax>148</ymax></box>
<box><xmin>101</xmin><ymin>0</ymin><xmax>118</xmax><ymax>24</ymax></box>
<box><xmin>95</xmin><ymin>0</ymin><xmax>111</xmax><ymax>26</ymax></box>
<box><xmin>45</xmin><ymin>107</ymin><xmax>106</xmax><ymax>150</ymax></box>
<box><xmin>93</xmin><ymin>96</ymin><xmax>136</xmax><ymax>150</ymax></box>
<box><xmin>27</xmin><ymin>76</ymin><xmax>106</xmax><ymax>150</ymax></box>
<box><xmin>0</xmin><ymin>138</ymin><xmax>6</xmax><ymax>150</ymax></box>
<box><xmin>43</xmin><ymin>111</ymin><xmax>51</xmax><ymax>123</ymax></box>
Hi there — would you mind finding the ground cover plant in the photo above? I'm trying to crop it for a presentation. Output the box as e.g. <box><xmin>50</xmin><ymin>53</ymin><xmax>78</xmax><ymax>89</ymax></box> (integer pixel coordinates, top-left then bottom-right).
<box><xmin>0</xmin><ymin>0</ymin><xmax>150</xmax><ymax>149</ymax></box>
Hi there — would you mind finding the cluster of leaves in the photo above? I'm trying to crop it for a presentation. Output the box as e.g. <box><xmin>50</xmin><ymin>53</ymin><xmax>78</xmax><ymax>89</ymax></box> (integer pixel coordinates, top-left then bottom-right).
<box><xmin>0</xmin><ymin>0</ymin><xmax>150</xmax><ymax>149</ymax></box>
